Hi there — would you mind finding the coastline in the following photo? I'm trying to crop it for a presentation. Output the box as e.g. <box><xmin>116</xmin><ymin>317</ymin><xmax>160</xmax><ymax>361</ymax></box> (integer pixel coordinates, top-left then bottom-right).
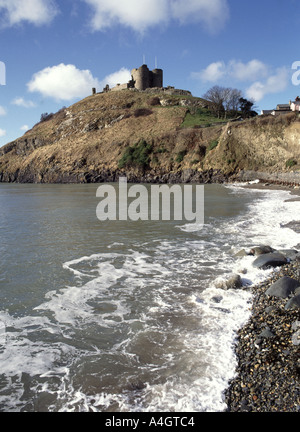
<box><xmin>224</xmin><ymin>182</ymin><xmax>300</xmax><ymax>412</ymax></box>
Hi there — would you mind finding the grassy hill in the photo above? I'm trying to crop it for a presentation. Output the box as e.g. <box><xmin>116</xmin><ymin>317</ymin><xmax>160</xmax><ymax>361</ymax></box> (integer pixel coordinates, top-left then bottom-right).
<box><xmin>0</xmin><ymin>89</ymin><xmax>300</xmax><ymax>184</ymax></box>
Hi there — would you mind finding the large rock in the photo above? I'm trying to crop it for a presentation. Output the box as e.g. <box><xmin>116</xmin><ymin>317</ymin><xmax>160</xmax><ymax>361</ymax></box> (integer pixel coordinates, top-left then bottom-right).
<box><xmin>285</xmin><ymin>294</ymin><xmax>300</xmax><ymax>310</ymax></box>
<box><xmin>266</xmin><ymin>276</ymin><xmax>300</xmax><ymax>298</ymax></box>
<box><xmin>276</xmin><ymin>249</ymin><xmax>300</xmax><ymax>261</ymax></box>
<box><xmin>215</xmin><ymin>274</ymin><xmax>242</xmax><ymax>290</ymax></box>
<box><xmin>252</xmin><ymin>252</ymin><xmax>287</xmax><ymax>269</ymax></box>
<box><xmin>250</xmin><ymin>245</ymin><xmax>275</xmax><ymax>256</ymax></box>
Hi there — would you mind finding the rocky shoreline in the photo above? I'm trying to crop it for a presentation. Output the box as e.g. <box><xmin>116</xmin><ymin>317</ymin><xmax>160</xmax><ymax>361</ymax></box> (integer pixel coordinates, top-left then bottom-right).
<box><xmin>224</xmin><ymin>246</ymin><xmax>300</xmax><ymax>412</ymax></box>
<box><xmin>1</xmin><ymin>167</ymin><xmax>300</xmax><ymax>189</ymax></box>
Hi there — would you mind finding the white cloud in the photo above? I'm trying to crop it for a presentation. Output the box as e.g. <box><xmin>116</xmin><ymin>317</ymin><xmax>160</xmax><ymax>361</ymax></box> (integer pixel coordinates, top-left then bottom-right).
<box><xmin>27</xmin><ymin>63</ymin><xmax>101</xmax><ymax>101</ymax></box>
<box><xmin>83</xmin><ymin>0</ymin><xmax>229</xmax><ymax>33</ymax></box>
<box><xmin>171</xmin><ymin>0</ymin><xmax>229</xmax><ymax>32</ymax></box>
<box><xmin>193</xmin><ymin>59</ymin><xmax>269</xmax><ymax>84</ymax></box>
<box><xmin>100</xmin><ymin>68</ymin><xmax>131</xmax><ymax>88</ymax></box>
<box><xmin>12</xmin><ymin>97</ymin><xmax>36</xmax><ymax>108</ymax></box>
<box><xmin>229</xmin><ymin>60</ymin><xmax>269</xmax><ymax>82</ymax></box>
<box><xmin>0</xmin><ymin>105</ymin><xmax>6</xmax><ymax>116</ymax></box>
<box><xmin>192</xmin><ymin>60</ymin><xmax>289</xmax><ymax>102</ymax></box>
<box><xmin>27</xmin><ymin>64</ymin><xmax>131</xmax><ymax>101</ymax></box>
<box><xmin>0</xmin><ymin>128</ymin><xmax>6</xmax><ymax>137</ymax></box>
<box><xmin>191</xmin><ymin>61</ymin><xmax>226</xmax><ymax>82</ymax></box>
<box><xmin>21</xmin><ymin>125</ymin><xmax>29</xmax><ymax>132</ymax></box>
<box><xmin>0</xmin><ymin>0</ymin><xmax>58</xmax><ymax>27</ymax></box>
<box><xmin>246</xmin><ymin>67</ymin><xmax>289</xmax><ymax>102</ymax></box>
<box><xmin>85</xmin><ymin>0</ymin><xmax>168</xmax><ymax>33</ymax></box>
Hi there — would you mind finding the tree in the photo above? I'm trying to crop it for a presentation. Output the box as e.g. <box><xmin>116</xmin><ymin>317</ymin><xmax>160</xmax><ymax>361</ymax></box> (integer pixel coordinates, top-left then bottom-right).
<box><xmin>203</xmin><ymin>86</ymin><xmax>243</xmax><ymax>119</ymax></box>
<box><xmin>227</xmin><ymin>88</ymin><xmax>243</xmax><ymax>112</ymax></box>
<box><xmin>203</xmin><ymin>85</ymin><xmax>226</xmax><ymax>118</ymax></box>
<box><xmin>239</xmin><ymin>98</ymin><xmax>258</xmax><ymax>118</ymax></box>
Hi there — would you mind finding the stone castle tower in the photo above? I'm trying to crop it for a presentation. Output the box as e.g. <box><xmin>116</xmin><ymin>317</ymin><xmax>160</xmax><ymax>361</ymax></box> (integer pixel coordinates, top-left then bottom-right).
<box><xmin>131</xmin><ymin>64</ymin><xmax>163</xmax><ymax>91</ymax></box>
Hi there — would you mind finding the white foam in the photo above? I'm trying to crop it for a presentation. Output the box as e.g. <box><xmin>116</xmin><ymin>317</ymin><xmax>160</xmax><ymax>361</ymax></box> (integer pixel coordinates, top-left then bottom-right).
<box><xmin>1</xmin><ymin>184</ymin><xmax>299</xmax><ymax>412</ymax></box>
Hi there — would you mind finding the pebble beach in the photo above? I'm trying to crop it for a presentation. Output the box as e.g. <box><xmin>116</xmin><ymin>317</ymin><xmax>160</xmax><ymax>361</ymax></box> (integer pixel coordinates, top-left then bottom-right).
<box><xmin>224</xmin><ymin>183</ymin><xmax>300</xmax><ymax>412</ymax></box>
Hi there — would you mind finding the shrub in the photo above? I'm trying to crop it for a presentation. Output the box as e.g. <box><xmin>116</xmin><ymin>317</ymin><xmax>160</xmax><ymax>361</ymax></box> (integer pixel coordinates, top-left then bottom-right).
<box><xmin>156</xmin><ymin>147</ymin><xmax>168</xmax><ymax>154</ymax></box>
<box><xmin>175</xmin><ymin>150</ymin><xmax>187</xmax><ymax>163</ymax></box>
<box><xmin>148</xmin><ymin>97</ymin><xmax>161</xmax><ymax>106</ymax></box>
<box><xmin>198</xmin><ymin>145</ymin><xmax>206</xmax><ymax>158</ymax></box>
<box><xmin>134</xmin><ymin>108</ymin><xmax>153</xmax><ymax>117</ymax></box>
<box><xmin>40</xmin><ymin>112</ymin><xmax>54</xmax><ymax>122</ymax></box>
<box><xmin>286</xmin><ymin>159</ymin><xmax>297</xmax><ymax>168</ymax></box>
<box><xmin>118</xmin><ymin>140</ymin><xmax>153</xmax><ymax>169</ymax></box>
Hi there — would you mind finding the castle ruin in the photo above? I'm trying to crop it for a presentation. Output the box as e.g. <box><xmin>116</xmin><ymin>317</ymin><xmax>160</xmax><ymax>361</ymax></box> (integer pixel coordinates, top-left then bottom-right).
<box><xmin>101</xmin><ymin>64</ymin><xmax>191</xmax><ymax>96</ymax></box>
<box><xmin>104</xmin><ymin>64</ymin><xmax>163</xmax><ymax>93</ymax></box>
<box><xmin>131</xmin><ymin>65</ymin><xmax>163</xmax><ymax>91</ymax></box>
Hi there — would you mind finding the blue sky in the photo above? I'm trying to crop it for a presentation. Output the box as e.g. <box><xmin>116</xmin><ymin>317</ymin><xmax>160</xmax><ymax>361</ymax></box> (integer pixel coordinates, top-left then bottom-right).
<box><xmin>0</xmin><ymin>0</ymin><xmax>300</xmax><ymax>147</ymax></box>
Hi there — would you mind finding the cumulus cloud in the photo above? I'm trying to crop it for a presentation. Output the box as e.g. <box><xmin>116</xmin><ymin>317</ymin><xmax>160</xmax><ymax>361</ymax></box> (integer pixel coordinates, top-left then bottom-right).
<box><xmin>0</xmin><ymin>105</ymin><xmax>6</xmax><ymax>116</ymax></box>
<box><xmin>21</xmin><ymin>125</ymin><xmax>29</xmax><ymax>132</ymax></box>
<box><xmin>0</xmin><ymin>128</ymin><xmax>6</xmax><ymax>137</ymax></box>
<box><xmin>85</xmin><ymin>0</ymin><xmax>167</xmax><ymax>32</ymax></box>
<box><xmin>0</xmin><ymin>0</ymin><xmax>58</xmax><ymax>27</ymax></box>
<box><xmin>27</xmin><ymin>64</ymin><xmax>131</xmax><ymax>101</ymax></box>
<box><xmin>193</xmin><ymin>59</ymin><xmax>269</xmax><ymax>83</ymax></box>
<box><xmin>246</xmin><ymin>67</ymin><xmax>289</xmax><ymax>102</ymax></box>
<box><xmin>12</xmin><ymin>97</ymin><xmax>36</xmax><ymax>108</ymax></box>
<box><xmin>27</xmin><ymin>63</ymin><xmax>101</xmax><ymax>101</ymax></box>
<box><xmin>229</xmin><ymin>60</ymin><xmax>269</xmax><ymax>82</ymax></box>
<box><xmin>84</xmin><ymin>0</ymin><xmax>229</xmax><ymax>33</ymax></box>
<box><xmin>171</xmin><ymin>0</ymin><xmax>229</xmax><ymax>32</ymax></box>
<box><xmin>191</xmin><ymin>61</ymin><xmax>226</xmax><ymax>82</ymax></box>
<box><xmin>192</xmin><ymin>59</ymin><xmax>289</xmax><ymax>102</ymax></box>
<box><xmin>100</xmin><ymin>68</ymin><xmax>131</xmax><ymax>88</ymax></box>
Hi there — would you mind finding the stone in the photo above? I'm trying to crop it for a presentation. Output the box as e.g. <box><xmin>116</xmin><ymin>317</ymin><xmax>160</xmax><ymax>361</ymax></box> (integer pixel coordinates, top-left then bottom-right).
<box><xmin>265</xmin><ymin>276</ymin><xmax>300</xmax><ymax>298</ymax></box>
<box><xmin>250</xmin><ymin>245</ymin><xmax>275</xmax><ymax>256</ymax></box>
<box><xmin>285</xmin><ymin>294</ymin><xmax>300</xmax><ymax>310</ymax></box>
<box><xmin>234</xmin><ymin>249</ymin><xmax>250</xmax><ymax>258</ymax></box>
<box><xmin>258</xmin><ymin>328</ymin><xmax>275</xmax><ymax>339</ymax></box>
<box><xmin>215</xmin><ymin>274</ymin><xmax>243</xmax><ymax>290</ymax></box>
<box><xmin>292</xmin><ymin>329</ymin><xmax>300</xmax><ymax>346</ymax></box>
<box><xmin>276</xmin><ymin>249</ymin><xmax>300</xmax><ymax>261</ymax></box>
<box><xmin>252</xmin><ymin>253</ymin><xmax>288</xmax><ymax>269</ymax></box>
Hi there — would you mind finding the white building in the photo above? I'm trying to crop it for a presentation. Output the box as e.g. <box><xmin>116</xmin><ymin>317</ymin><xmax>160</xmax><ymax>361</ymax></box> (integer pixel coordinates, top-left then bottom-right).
<box><xmin>290</xmin><ymin>97</ymin><xmax>300</xmax><ymax>112</ymax></box>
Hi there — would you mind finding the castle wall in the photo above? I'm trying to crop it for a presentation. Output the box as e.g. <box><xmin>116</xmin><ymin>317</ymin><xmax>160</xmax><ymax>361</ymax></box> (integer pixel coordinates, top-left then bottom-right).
<box><xmin>111</xmin><ymin>83</ymin><xmax>129</xmax><ymax>92</ymax></box>
<box><xmin>107</xmin><ymin>64</ymin><xmax>164</xmax><ymax>92</ymax></box>
<box><xmin>131</xmin><ymin>65</ymin><xmax>149</xmax><ymax>91</ymax></box>
<box><xmin>131</xmin><ymin>65</ymin><xmax>163</xmax><ymax>91</ymax></box>
<box><xmin>151</xmin><ymin>69</ymin><xmax>163</xmax><ymax>88</ymax></box>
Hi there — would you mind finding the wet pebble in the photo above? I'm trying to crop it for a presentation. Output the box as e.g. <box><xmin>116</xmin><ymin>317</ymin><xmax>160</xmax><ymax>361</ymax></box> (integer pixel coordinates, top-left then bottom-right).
<box><xmin>224</xmin><ymin>260</ymin><xmax>300</xmax><ymax>412</ymax></box>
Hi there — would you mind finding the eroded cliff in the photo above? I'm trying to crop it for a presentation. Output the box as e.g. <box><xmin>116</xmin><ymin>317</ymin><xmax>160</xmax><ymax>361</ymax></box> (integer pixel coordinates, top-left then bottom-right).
<box><xmin>0</xmin><ymin>90</ymin><xmax>299</xmax><ymax>184</ymax></box>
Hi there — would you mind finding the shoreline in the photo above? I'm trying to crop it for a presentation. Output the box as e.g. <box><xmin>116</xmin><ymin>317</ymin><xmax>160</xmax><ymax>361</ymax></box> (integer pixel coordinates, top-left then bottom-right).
<box><xmin>223</xmin><ymin>181</ymin><xmax>300</xmax><ymax>412</ymax></box>
<box><xmin>224</xmin><ymin>260</ymin><xmax>300</xmax><ymax>412</ymax></box>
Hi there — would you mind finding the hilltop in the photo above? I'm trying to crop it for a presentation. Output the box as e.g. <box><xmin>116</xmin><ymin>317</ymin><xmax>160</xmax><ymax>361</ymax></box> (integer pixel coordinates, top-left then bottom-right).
<box><xmin>0</xmin><ymin>89</ymin><xmax>300</xmax><ymax>185</ymax></box>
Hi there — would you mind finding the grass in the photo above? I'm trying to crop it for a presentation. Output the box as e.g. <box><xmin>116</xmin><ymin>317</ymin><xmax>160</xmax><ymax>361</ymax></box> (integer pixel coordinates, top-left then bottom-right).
<box><xmin>118</xmin><ymin>139</ymin><xmax>153</xmax><ymax>169</ymax></box>
<box><xmin>286</xmin><ymin>159</ymin><xmax>297</xmax><ymax>168</ymax></box>
<box><xmin>208</xmin><ymin>139</ymin><xmax>219</xmax><ymax>151</ymax></box>
<box><xmin>181</xmin><ymin>108</ymin><xmax>229</xmax><ymax>129</ymax></box>
<box><xmin>175</xmin><ymin>150</ymin><xmax>187</xmax><ymax>163</ymax></box>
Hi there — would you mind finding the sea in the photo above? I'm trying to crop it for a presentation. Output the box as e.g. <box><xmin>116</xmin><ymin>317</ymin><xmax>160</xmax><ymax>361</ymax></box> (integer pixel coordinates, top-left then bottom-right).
<box><xmin>0</xmin><ymin>181</ymin><xmax>300</xmax><ymax>413</ymax></box>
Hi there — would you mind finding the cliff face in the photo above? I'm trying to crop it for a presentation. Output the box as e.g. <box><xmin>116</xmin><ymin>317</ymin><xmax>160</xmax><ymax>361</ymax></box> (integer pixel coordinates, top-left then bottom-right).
<box><xmin>0</xmin><ymin>90</ymin><xmax>299</xmax><ymax>184</ymax></box>
<box><xmin>203</xmin><ymin>113</ymin><xmax>300</xmax><ymax>184</ymax></box>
